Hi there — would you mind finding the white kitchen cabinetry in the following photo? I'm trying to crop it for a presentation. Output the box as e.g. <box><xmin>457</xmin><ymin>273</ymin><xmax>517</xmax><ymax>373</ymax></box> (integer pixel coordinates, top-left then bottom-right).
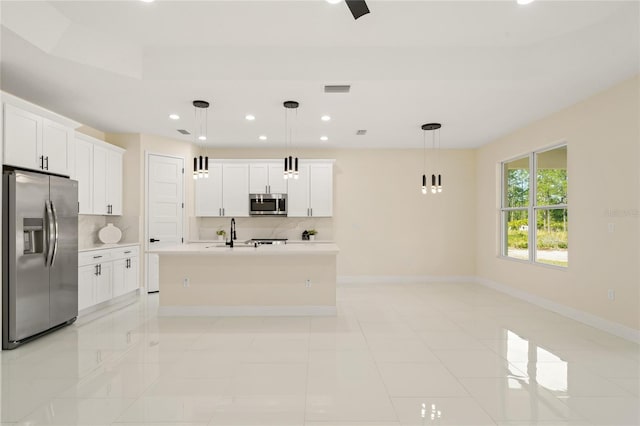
<box><xmin>287</xmin><ymin>161</ymin><xmax>333</xmax><ymax>217</ymax></box>
<box><xmin>75</xmin><ymin>132</ymin><xmax>124</xmax><ymax>216</ymax></box>
<box><xmin>3</xmin><ymin>104</ymin><xmax>73</xmax><ymax>176</ymax></box>
<box><xmin>222</xmin><ymin>163</ymin><xmax>249</xmax><ymax>216</ymax></box>
<box><xmin>75</xmin><ymin>137</ymin><xmax>93</xmax><ymax>214</ymax></box>
<box><xmin>195</xmin><ymin>163</ymin><xmax>223</xmax><ymax>216</ymax></box>
<box><xmin>78</xmin><ymin>245</ymin><xmax>140</xmax><ymax>312</ymax></box>
<box><xmin>195</xmin><ymin>162</ymin><xmax>249</xmax><ymax>217</ymax></box>
<box><xmin>113</xmin><ymin>252</ymin><xmax>139</xmax><ymax>298</ymax></box>
<box><xmin>249</xmin><ymin>162</ymin><xmax>287</xmax><ymax>194</ymax></box>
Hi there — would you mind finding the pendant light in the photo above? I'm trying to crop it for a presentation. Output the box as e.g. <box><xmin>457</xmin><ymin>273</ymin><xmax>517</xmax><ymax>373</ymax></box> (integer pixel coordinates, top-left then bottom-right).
<box><xmin>192</xmin><ymin>100</ymin><xmax>210</xmax><ymax>180</ymax></box>
<box><xmin>283</xmin><ymin>100</ymin><xmax>300</xmax><ymax>180</ymax></box>
<box><xmin>421</xmin><ymin>123</ymin><xmax>442</xmax><ymax>194</ymax></box>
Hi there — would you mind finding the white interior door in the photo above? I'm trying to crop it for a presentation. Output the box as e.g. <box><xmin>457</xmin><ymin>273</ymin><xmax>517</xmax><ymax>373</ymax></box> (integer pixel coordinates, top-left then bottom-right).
<box><xmin>146</xmin><ymin>154</ymin><xmax>184</xmax><ymax>293</ymax></box>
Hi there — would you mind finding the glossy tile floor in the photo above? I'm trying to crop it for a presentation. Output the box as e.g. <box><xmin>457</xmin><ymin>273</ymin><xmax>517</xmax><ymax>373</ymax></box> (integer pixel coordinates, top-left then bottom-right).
<box><xmin>1</xmin><ymin>282</ymin><xmax>639</xmax><ymax>425</ymax></box>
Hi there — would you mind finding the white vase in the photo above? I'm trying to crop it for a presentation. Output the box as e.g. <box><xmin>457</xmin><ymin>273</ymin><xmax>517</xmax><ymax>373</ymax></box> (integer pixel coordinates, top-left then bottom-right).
<box><xmin>218</xmin><ymin>235</ymin><xmax>225</xmax><ymax>241</ymax></box>
<box><xmin>98</xmin><ymin>223</ymin><xmax>122</xmax><ymax>244</ymax></box>
<box><xmin>309</xmin><ymin>235</ymin><xmax>316</xmax><ymax>241</ymax></box>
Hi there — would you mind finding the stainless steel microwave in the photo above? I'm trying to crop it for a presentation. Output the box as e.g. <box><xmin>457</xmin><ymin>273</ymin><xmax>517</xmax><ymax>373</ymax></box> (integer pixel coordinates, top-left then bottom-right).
<box><xmin>249</xmin><ymin>193</ymin><xmax>287</xmax><ymax>216</ymax></box>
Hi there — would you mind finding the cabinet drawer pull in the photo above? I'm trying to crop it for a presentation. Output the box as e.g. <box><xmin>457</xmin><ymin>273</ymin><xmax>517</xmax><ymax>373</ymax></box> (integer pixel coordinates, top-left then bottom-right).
<box><xmin>124</xmin><ymin>251</ymin><xmax>132</xmax><ymax>254</ymax></box>
<box><xmin>93</xmin><ymin>255</ymin><xmax>103</xmax><ymax>259</ymax></box>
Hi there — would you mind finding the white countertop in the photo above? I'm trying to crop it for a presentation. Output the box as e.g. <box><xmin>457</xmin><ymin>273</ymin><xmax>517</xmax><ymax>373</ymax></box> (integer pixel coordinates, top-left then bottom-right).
<box><xmin>79</xmin><ymin>242</ymin><xmax>140</xmax><ymax>252</ymax></box>
<box><xmin>148</xmin><ymin>242</ymin><xmax>339</xmax><ymax>256</ymax></box>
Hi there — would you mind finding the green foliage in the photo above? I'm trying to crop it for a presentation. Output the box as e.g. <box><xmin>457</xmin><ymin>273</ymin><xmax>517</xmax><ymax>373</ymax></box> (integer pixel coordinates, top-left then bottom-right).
<box><xmin>506</xmin><ymin>168</ymin><xmax>529</xmax><ymax>207</ymax></box>
<box><xmin>216</xmin><ymin>229</ymin><xmax>226</xmax><ymax>236</ymax></box>
<box><xmin>507</xmin><ymin>219</ymin><xmax>528</xmax><ymax>231</ymax></box>
<box><xmin>537</xmin><ymin>169</ymin><xmax>567</xmax><ymax>206</ymax></box>
<box><xmin>507</xmin><ymin>230</ymin><xmax>528</xmax><ymax>249</ymax></box>
<box><xmin>536</xmin><ymin>230</ymin><xmax>568</xmax><ymax>249</ymax></box>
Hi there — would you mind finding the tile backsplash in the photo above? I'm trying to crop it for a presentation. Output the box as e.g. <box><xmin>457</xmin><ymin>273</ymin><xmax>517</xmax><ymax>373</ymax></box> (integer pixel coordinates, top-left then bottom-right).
<box><xmin>79</xmin><ymin>215</ymin><xmax>140</xmax><ymax>249</ymax></box>
<box><xmin>78</xmin><ymin>215</ymin><xmax>106</xmax><ymax>248</ymax></box>
<box><xmin>193</xmin><ymin>216</ymin><xmax>333</xmax><ymax>242</ymax></box>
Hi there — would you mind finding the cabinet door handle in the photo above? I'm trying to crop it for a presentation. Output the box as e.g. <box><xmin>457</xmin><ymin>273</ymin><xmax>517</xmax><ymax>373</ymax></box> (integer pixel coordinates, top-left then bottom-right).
<box><xmin>98</xmin><ymin>264</ymin><xmax>102</xmax><ymax>276</ymax></box>
<box><xmin>310</xmin><ymin>208</ymin><xmax>313</xmax><ymax>217</ymax></box>
<box><xmin>44</xmin><ymin>156</ymin><xmax>49</xmax><ymax>170</ymax></box>
<box><xmin>40</xmin><ymin>156</ymin><xmax>44</xmax><ymax>169</ymax></box>
<box><xmin>95</xmin><ymin>264</ymin><xmax>99</xmax><ymax>276</ymax></box>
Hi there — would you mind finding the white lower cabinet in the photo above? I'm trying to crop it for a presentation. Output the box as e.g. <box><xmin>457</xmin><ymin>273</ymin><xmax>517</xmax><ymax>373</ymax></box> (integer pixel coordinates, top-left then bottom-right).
<box><xmin>78</xmin><ymin>245</ymin><xmax>140</xmax><ymax>312</ymax></box>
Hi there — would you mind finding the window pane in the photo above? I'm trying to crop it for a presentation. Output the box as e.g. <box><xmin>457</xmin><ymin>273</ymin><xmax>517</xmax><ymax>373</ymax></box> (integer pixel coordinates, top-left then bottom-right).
<box><xmin>536</xmin><ymin>208</ymin><xmax>568</xmax><ymax>267</ymax></box>
<box><xmin>504</xmin><ymin>157</ymin><xmax>530</xmax><ymax>208</ymax></box>
<box><xmin>504</xmin><ymin>209</ymin><xmax>529</xmax><ymax>260</ymax></box>
<box><xmin>536</xmin><ymin>146</ymin><xmax>567</xmax><ymax>206</ymax></box>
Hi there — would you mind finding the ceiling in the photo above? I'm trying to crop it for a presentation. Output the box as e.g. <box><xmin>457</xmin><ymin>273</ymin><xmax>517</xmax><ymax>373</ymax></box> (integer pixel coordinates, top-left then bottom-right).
<box><xmin>1</xmin><ymin>1</ymin><xmax>638</xmax><ymax>149</ymax></box>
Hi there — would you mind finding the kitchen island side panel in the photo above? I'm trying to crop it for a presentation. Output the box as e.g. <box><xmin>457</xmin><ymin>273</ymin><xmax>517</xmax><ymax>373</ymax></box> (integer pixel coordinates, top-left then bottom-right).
<box><xmin>158</xmin><ymin>254</ymin><xmax>336</xmax><ymax>308</ymax></box>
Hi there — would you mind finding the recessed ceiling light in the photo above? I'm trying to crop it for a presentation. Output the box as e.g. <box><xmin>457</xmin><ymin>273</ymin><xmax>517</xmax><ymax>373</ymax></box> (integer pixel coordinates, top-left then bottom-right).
<box><xmin>140</xmin><ymin>0</ymin><xmax>155</xmax><ymax>3</ymax></box>
<box><xmin>169</xmin><ymin>114</ymin><xmax>180</xmax><ymax>120</ymax></box>
<box><xmin>259</xmin><ymin>135</ymin><xmax>267</xmax><ymax>141</ymax></box>
<box><xmin>321</xmin><ymin>115</ymin><xmax>331</xmax><ymax>121</ymax></box>
<box><xmin>198</xmin><ymin>135</ymin><xmax>207</xmax><ymax>141</ymax></box>
<box><xmin>326</xmin><ymin>0</ymin><xmax>342</xmax><ymax>4</ymax></box>
<box><xmin>245</xmin><ymin>114</ymin><xmax>256</xmax><ymax>121</ymax></box>
<box><xmin>517</xmin><ymin>0</ymin><xmax>535</xmax><ymax>4</ymax></box>
<box><xmin>320</xmin><ymin>136</ymin><xmax>329</xmax><ymax>141</ymax></box>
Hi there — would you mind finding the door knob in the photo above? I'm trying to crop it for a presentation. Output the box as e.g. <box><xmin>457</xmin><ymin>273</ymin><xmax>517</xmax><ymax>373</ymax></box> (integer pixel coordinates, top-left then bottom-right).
<box><xmin>150</xmin><ymin>238</ymin><xmax>160</xmax><ymax>243</ymax></box>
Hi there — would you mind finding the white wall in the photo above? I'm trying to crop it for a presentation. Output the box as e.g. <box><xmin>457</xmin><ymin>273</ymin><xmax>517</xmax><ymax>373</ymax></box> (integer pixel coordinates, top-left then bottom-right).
<box><xmin>476</xmin><ymin>75</ymin><xmax>640</xmax><ymax>331</ymax></box>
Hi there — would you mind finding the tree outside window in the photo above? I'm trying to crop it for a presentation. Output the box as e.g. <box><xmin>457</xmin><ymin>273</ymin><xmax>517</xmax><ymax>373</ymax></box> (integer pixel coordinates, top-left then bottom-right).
<box><xmin>501</xmin><ymin>146</ymin><xmax>568</xmax><ymax>267</ymax></box>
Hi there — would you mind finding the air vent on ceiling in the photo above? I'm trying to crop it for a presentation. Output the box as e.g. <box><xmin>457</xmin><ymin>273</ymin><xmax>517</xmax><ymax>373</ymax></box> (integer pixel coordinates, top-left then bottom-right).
<box><xmin>177</xmin><ymin>129</ymin><xmax>191</xmax><ymax>135</ymax></box>
<box><xmin>324</xmin><ymin>85</ymin><xmax>351</xmax><ymax>94</ymax></box>
<box><xmin>356</xmin><ymin>130</ymin><xmax>367</xmax><ymax>135</ymax></box>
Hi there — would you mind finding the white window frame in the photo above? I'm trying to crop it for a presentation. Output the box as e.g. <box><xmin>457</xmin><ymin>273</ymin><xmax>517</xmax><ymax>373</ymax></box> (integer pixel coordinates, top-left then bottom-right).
<box><xmin>500</xmin><ymin>144</ymin><xmax>568</xmax><ymax>269</ymax></box>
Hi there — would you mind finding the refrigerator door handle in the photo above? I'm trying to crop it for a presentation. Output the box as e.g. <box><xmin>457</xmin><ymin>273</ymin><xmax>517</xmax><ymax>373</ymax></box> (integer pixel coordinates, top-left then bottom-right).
<box><xmin>44</xmin><ymin>200</ymin><xmax>55</xmax><ymax>267</ymax></box>
<box><xmin>49</xmin><ymin>201</ymin><xmax>60</xmax><ymax>267</ymax></box>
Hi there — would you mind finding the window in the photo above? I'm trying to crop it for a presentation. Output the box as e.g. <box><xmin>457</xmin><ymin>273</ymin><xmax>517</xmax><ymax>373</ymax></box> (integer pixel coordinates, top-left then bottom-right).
<box><xmin>501</xmin><ymin>145</ymin><xmax>568</xmax><ymax>267</ymax></box>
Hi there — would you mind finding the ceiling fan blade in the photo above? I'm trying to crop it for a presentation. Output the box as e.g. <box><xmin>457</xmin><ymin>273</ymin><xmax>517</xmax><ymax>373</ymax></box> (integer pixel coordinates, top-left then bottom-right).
<box><xmin>345</xmin><ymin>0</ymin><xmax>370</xmax><ymax>20</ymax></box>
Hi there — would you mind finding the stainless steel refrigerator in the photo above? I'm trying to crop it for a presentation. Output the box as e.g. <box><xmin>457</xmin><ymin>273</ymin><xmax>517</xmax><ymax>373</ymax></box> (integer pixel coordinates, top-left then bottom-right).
<box><xmin>2</xmin><ymin>168</ymin><xmax>78</xmax><ymax>349</ymax></box>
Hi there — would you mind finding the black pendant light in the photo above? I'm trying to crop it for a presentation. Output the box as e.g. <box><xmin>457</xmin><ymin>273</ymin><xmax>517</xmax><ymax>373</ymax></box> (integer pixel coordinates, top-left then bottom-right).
<box><xmin>283</xmin><ymin>101</ymin><xmax>300</xmax><ymax>180</ymax></box>
<box><xmin>192</xmin><ymin>100</ymin><xmax>210</xmax><ymax>180</ymax></box>
<box><xmin>421</xmin><ymin>123</ymin><xmax>443</xmax><ymax>195</ymax></box>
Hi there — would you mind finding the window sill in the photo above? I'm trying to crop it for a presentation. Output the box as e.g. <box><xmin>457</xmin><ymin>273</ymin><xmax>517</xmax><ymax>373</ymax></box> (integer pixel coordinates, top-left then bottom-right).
<box><xmin>497</xmin><ymin>255</ymin><xmax>568</xmax><ymax>271</ymax></box>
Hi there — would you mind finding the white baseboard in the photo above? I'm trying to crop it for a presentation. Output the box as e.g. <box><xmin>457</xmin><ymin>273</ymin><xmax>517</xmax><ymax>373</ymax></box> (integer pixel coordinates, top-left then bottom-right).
<box><xmin>337</xmin><ymin>275</ymin><xmax>476</xmax><ymax>285</ymax></box>
<box><xmin>158</xmin><ymin>305</ymin><xmax>337</xmax><ymax>317</ymax></box>
<box><xmin>476</xmin><ymin>277</ymin><xmax>640</xmax><ymax>344</ymax></box>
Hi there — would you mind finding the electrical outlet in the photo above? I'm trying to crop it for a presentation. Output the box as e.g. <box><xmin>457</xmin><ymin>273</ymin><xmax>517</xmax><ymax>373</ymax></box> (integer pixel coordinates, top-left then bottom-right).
<box><xmin>305</xmin><ymin>279</ymin><xmax>311</xmax><ymax>288</ymax></box>
<box><xmin>608</xmin><ymin>223</ymin><xmax>615</xmax><ymax>233</ymax></box>
<box><xmin>607</xmin><ymin>289</ymin><xmax>615</xmax><ymax>301</ymax></box>
<box><xmin>183</xmin><ymin>278</ymin><xmax>190</xmax><ymax>288</ymax></box>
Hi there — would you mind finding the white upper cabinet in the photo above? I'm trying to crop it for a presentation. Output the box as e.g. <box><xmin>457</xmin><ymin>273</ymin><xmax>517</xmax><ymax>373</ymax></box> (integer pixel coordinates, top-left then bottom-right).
<box><xmin>106</xmin><ymin>149</ymin><xmax>123</xmax><ymax>215</ymax></box>
<box><xmin>287</xmin><ymin>161</ymin><xmax>334</xmax><ymax>217</ymax></box>
<box><xmin>42</xmin><ymin>119</ymin><xmax>71</xmax><ymax>175</ymax></box>
<box><xmin>3</xmin><ymin>103</ymin><xmax>73</xmax><ymax>176</ymax></box>
<box><xmin>308</xmin><ymin>163</ymin><xmax>333</xmax><ymax>217</ymax></box>
<box><xmin>249</xmin><ymin>161</ymin><xmax>287</xmax><ymax>194</ymax></box>
<box><xmin>222</xmin><ymin>163</ymin><xmax>249</xmax><ymax>217</ymax></box>
<box><xmin>75</xmin><ymin>137</ymin><xmax>93</xmax><ymax>214</ymax></box>
<box><xmin>3</xmin><ymin>104</ymin><xmax>41</xmax><ymax>171</ymax></box>
<box><xmin>92</xmin><ymin>145</ymin><xmax>109</xmax><ymax>215</ymax></box>
<box><xmin>76</xmin><ymin>132</ymin><xmax>124</xmax><ymax>216</ymax></box>
<box><xmin>195</xmin><ymin>163</ymin><xmax>223</xmax><ymax>216</ymax></box>
<box><xmin>287</xmin><ymin>163</ymin><xmax>311</xmax><ymax>217</ymax></box>
<box><xmin>195</xmin><ymin>162</ymin><xmax>249</xmax><ymax>217</ymax></box>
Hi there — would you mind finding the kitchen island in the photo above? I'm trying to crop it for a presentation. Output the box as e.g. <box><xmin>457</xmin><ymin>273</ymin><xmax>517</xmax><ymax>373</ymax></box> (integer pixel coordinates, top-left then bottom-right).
<box><xmin>148</xmin><ymin>242</ymin><xmax>339</xmax><ymax>316</ymax></box>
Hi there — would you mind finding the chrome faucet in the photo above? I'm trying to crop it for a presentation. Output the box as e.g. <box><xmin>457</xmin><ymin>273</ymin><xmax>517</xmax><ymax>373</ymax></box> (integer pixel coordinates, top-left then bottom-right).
<box><xmin>226</xmin><ymin>218</ymin><xmax>237</xmax><ymax>248</ymax></box>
